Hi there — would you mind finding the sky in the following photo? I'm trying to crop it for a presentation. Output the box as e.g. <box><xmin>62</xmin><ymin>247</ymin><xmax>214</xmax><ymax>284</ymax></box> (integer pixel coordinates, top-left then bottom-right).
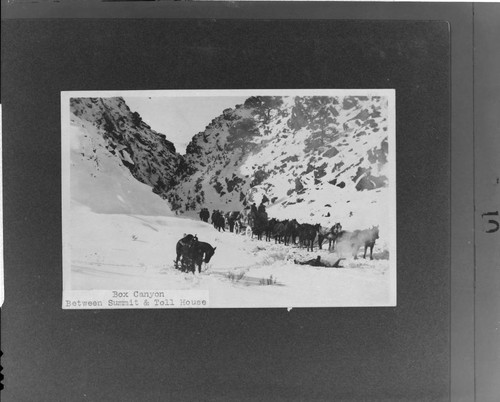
<box><xmin>123</xmin><ymin>96</ymin><xmax>248</xmax><ymax>153</ymax></box>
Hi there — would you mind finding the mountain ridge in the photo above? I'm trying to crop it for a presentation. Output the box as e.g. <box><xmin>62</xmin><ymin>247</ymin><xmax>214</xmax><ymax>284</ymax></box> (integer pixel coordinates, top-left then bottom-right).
<box><xmin>69</xmin><ymin>94</ymin><xmax>390</xmax><ymax>229</ymax></box>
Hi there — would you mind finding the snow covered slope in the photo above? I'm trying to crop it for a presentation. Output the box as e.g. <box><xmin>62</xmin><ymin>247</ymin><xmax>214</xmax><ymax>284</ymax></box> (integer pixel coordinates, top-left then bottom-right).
<box><xmin>69</xmin><ymin>95</ymin><xmax>391</xmax><ymax>233</ymax></box>
<box><xmin>176</xmin><ymin>96</ymin><xmax>389</xmax><ymax>214</ymax></box>
<box><xmin>70</xmin><ymin>97</ymin><xmax>181</xmax><ymax>200</ymax></box>
<box><xmin>170</xmin><ymin>95</ymin><xmax>392</xmax><ymax>243</ymax></box>
<box><xmin>69</xmin><ymin>111</ymin><xmax>173</xmax><ymax>216</ymax></box>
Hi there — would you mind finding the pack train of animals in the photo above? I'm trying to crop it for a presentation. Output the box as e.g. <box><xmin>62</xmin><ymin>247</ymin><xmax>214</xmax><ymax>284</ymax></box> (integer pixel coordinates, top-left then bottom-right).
<box><xmin>175</xmin><ymin>202</ymin><xmax>381</xmax><ymax>274</ymax></box>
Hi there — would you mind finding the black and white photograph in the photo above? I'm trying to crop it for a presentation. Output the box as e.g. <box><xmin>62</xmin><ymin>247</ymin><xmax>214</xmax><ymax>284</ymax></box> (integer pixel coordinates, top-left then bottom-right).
<box><xmin>62</xmin><ymin>89</ymin><xmax>396</xmax><ymax>308</ymax></box>
<box><xmin>9</xmin><ymin>0</ymin><xmax>492</xmax><ymax>399</ymax></box>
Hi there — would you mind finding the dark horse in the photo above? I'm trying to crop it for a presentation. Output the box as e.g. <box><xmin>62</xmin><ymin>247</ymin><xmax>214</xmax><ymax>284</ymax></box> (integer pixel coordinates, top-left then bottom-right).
<box><xmin>190</xmin><ymin>241</ymin><xmax>217</xmax><ymax>273</ymax></box>
<box><xmin>266</xmin><ymin>218</ymin><xmax>278</xmax><ymax>242</ymax></box>
<box><xmin>199</xmin><ymin>208</ymin><xmax>210</xmax><ymax>223</ymax></box>
<box><xmin>272</xmin><ymin>220</ymin><xmax>287</xmax><ymax>244</ymax></box>
<box><xmin>250</xmin><ymin>210</ymin><xmax>268</xmax><ymax>241</ymax></box>
<box><xmin>298</xmin><ymin>223</ymin><xmax>321</xmax><ymax>252</ymax></box>
<box><xmin>284</xmin><ymin>219</ymin><xmax>300</xmax><ymax>245</ymax></box>
<box><xmin>211</xmin><ymin>210</ymin><xmax>225</xmax><ymax>232</ymax></box>
<box><xmin>175</xmin><ymin>234</ymin><xmax>216</xmax><ymax>273</ymax></box>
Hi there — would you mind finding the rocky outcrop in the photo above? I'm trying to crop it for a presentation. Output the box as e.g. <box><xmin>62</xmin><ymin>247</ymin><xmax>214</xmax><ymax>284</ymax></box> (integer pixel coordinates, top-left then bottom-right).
<box><xmin>70</xmin><ymin>97</ymin><xmax>182</xmax><ymax>196</ymax></box>
<box><xmin>70</xmin><ymin>94</ymin><xmax>390</xmax><ymax>215</ymax></box>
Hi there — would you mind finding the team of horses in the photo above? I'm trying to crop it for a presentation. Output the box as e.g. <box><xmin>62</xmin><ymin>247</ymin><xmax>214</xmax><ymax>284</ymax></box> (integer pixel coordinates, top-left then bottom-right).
<box><xmin>176</xmin><ymin>211</ymin><xmax>380</xmax><ymax>273</ymax></box>
<box><xmin>196</xmin><ymin>207</ymin><xmax>381</xmax><ymax>260</ymax></box>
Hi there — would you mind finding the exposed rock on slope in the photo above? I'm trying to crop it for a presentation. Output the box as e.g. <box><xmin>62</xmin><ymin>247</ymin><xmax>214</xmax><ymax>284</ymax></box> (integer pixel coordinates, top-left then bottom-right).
<box><xmin>169</xmin><ymin>95</ymin><xmax>390</xmax><ymax>215</ymax></box>
<box><xmin>70</xmin><ymin>97</ymin><xmax>182</xmax><ymax>197</ymax></box>
<box><xmin>70</xmin><ymin>95</ymin><xmax>390</xmax><ymax>226</ymax></box>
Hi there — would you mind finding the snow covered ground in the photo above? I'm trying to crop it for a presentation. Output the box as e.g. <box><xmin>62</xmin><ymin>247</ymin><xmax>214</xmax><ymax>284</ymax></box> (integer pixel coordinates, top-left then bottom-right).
<box><xmin>62</xmin><ymin>92</ymin><xmax>396</xmax><ymax>308</ymax></box>
<box><xmin>67</xmin><ymin>201</ymin><xmax>395</xmax><ymax>308</ymax></box>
